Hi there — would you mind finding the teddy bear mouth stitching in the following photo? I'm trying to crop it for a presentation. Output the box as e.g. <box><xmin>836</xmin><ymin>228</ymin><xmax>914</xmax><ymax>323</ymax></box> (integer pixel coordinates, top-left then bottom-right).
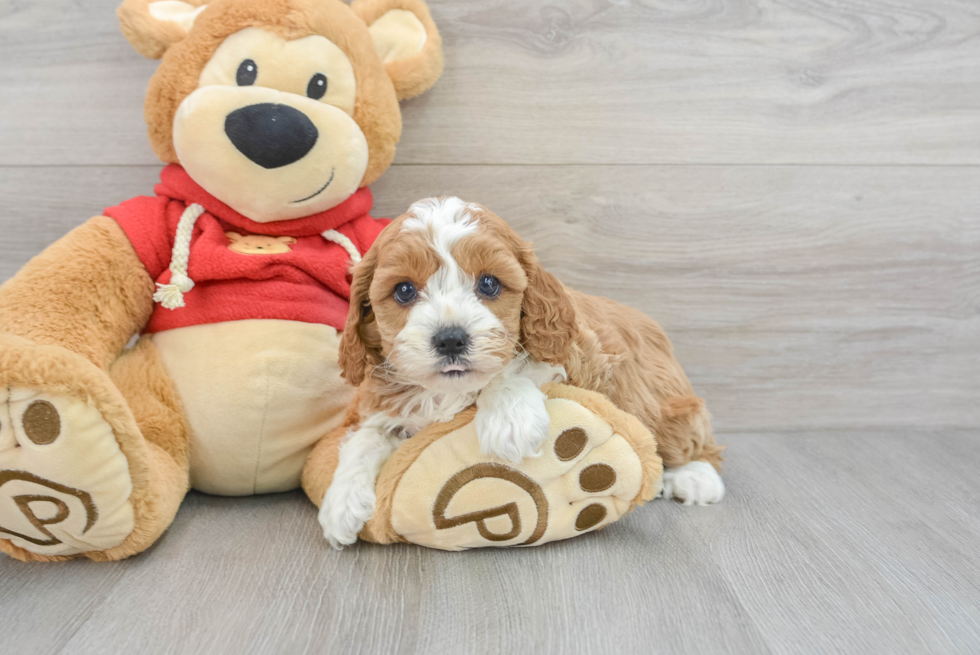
<box><xmin>290</xmin><ymin>168</ymin><xmax>336</xmax><ymax>204</ymax></box>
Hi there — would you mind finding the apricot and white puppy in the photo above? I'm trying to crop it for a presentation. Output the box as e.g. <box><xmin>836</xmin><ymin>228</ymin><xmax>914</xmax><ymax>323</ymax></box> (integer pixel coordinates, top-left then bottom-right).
<box><xmin>320</xmin><ymin>198</ymin><xmax>726</xmax><ymax>548</ymax></box>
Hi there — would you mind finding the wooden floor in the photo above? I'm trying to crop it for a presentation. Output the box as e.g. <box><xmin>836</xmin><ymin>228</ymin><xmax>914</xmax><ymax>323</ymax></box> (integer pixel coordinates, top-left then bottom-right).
<box><xmin>1</xmin><ymin>0</ymin><xmax>978</xmax><ymax>653</ymax></box>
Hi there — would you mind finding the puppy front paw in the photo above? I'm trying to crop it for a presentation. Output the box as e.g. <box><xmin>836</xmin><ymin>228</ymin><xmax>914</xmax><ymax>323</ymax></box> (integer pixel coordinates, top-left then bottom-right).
<box><xmin>475</xmin><ymin>389</ymin><xmax>551</xmax><ymax>464</ymax></box>
<box><xmin>318</xmin><ymin>478</ymin><xmax>377</xmax><ymax>550</ymax></box>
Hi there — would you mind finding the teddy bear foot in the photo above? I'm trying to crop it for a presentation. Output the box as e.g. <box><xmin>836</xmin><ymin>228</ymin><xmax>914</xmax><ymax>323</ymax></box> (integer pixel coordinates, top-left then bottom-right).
<box><xmin>339</xmin><ymin>384</ymin><xmax>664</xmax><ymax>550</ymax></box>
<box><xmin>0</xmin><ymin>385</ymin><xmax>135</xmax><ymax>557</ymax></box>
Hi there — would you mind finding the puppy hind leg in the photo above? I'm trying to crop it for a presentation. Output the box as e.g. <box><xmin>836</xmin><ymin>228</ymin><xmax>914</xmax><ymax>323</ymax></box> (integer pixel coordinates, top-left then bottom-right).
<box><xmin>655</xmin><ymin>396</ymin><xmax>722</xmax><ymax>468</ymax></box>
<box><xmin>656</xmin><ymin>396</ymin><xmax>725</xmax><ymax>506</ymax></box>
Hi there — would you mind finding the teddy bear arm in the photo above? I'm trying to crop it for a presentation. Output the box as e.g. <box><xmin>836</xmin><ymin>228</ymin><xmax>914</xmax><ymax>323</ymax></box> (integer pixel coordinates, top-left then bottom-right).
<box><xmin>0</xmin><ymin>216</ymin><xmax>155</xmax><ymax>370</ymax></box>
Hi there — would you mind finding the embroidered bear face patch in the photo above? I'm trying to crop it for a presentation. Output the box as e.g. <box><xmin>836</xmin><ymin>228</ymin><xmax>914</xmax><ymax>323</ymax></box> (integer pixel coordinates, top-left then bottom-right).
<box><xmin>226</xmin><ymin>231</ymin><xmax>296</xmax><ymax>255</ymax></box>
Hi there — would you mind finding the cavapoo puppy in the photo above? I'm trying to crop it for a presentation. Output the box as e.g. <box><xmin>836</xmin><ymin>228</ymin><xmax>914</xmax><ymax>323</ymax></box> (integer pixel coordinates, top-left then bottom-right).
<box><xmin>319</xmin><ymin>197</ymin><xmax>725</xmax><ymax>547</ymax></box>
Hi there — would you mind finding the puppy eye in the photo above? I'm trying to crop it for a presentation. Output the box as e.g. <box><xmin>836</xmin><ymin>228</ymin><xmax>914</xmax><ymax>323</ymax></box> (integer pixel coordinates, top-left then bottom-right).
<box><xmin>236</xmin><ymin>59</ymin><xmax>258</xmax><ymax>86</ymax></box>
<box><xmin>477</xmin><ymin>274</ymin><xmax>501</xmax><ymax>299</ymax></box>
<box><xmin>307</xmin><ymin>73</ymin><xmax>328</xmax><ymax>100</ymax></box>
<box><xmin>393</xmin><ymin>281</ymin><xmax>417</xmax><ymax>305</ymax></box>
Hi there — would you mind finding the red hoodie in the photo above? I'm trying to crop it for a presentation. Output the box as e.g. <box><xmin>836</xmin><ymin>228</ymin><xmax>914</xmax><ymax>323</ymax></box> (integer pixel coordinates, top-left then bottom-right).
<box><xmin>104</xmin><ymin>164</ymin><xmax>388</xmax><ymax>334</ymax></box>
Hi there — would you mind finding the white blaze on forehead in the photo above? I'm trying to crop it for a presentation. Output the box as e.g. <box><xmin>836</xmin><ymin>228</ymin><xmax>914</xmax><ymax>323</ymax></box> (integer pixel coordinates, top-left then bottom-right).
<box><xmin>403</xmin><ymin>197</ymin><xmax>480</xmax><ymax>260</ymax></box>
<box><xmin>403</xmin><ymin>197</ymin><xmax>481</xmax><ymax>320</ymax></box>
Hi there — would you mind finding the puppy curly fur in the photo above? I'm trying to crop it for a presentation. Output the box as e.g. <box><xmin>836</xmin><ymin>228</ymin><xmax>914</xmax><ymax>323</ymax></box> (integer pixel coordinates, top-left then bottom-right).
<box><xmin>340</xmin><ymin>200</ymin><xmax>725</xmax><ymax>471</ymax></box>
<box><xmin>319</xmin><ymin>198</ymin><xmax>726</xmax><ymax>545</ymax></box>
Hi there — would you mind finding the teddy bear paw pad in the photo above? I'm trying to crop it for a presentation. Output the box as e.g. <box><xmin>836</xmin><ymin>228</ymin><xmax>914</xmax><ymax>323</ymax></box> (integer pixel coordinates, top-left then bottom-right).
<box><xmin>0</xmin><ymin>387</ymin><xmax>134</xmax><ymax>556</ymax></box>
<box><xmin>389</xmin><ymin>397</ymin><xmax>648</xmax><ymax>550</ymax></box>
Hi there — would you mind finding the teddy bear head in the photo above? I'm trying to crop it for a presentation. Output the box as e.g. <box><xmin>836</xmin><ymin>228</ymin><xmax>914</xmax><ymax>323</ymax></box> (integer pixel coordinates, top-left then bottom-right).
<box><xmin>117</xmin><ymin>0</ymin><xmax>443</xmax><ymax>223</ymax></box>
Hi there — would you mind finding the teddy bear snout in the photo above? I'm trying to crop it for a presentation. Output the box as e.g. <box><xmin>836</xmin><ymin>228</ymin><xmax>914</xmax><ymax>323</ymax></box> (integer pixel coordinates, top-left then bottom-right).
<box><xmin>224</xmin><ymin>103</ymin><xmax>319</xmax><ymax>169</ymax></box>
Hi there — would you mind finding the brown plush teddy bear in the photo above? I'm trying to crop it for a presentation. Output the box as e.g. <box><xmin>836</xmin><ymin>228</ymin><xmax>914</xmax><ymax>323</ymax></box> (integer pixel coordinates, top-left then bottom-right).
<box><xmin>0</xmin><ymin>0</ymin><xmax>444</xmax><ymax>561</ymax></box>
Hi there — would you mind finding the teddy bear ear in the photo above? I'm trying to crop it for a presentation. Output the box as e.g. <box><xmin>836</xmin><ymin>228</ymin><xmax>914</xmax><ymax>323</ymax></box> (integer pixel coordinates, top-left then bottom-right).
<box><xmin>117</xmin><ymin>0</ymin><xmax>208</xmax><ymax>59</ymax></box>
<box><xmin>225</xmin><ymin>231</ymin><xmax>242</xmax><ymax>242</ymax></box>
<box><xmin>278</xmin><ymin>236</ymin><xmax>298</xmax><ymax>245</ymax></box>
<box><xmin>351</xmin><ymin>0</ymin><xmax>444</xmax><ymax>101</ymax></box>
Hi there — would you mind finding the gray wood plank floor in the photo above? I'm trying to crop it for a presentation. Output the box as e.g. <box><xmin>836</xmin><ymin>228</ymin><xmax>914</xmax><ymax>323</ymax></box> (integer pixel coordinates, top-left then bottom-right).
<box><xmin>1</xmin><ymin>0</ymin><xmax>978</xmax><ymax>653</ymax></box>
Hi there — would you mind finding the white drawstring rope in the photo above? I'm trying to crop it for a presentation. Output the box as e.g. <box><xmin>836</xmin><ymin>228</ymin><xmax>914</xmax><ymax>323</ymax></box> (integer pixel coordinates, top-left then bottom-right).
<box><xmin>153</xmin><ymin>203</ymin><xmax>205</xmax><ymax>310</ymax></box>
<box><xmin>321</xmin><ymin>229</ymin><xmax>362</xmax><ymax>266</ymax></box>
<box><xmin>153</xmin><ymin>206</ymin><xmax>362</xmax><ymax>312</ymax></box>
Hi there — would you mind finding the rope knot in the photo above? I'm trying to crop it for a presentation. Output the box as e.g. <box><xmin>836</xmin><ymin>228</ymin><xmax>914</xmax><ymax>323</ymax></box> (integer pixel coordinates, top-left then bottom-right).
<box><xmin>155</xmin><ymin>203</ymin><xmax>205</xmax><ymax>311</ymax></box>
<box><xmin>153</xmin><ymin>274</ymin><xmax>195</xmax><ymax>310</ymax></box>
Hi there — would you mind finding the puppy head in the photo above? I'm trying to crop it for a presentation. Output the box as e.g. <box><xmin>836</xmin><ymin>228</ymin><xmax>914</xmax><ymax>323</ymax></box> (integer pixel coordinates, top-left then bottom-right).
<box><xmin>339</xmin><ymin>198</ymin><xmax>578</xmax><ymax>391</ymax></box>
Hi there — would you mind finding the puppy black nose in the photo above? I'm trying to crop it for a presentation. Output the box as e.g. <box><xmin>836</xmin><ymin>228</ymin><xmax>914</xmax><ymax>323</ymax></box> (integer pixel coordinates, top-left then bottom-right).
<box><xmin>433</xmin><ymin>327</ymin><xmax>469</xmax><ymax>358</ymax></box>
<box><xmin>224</xmin><ymin>103</ymin><xmax>318</xmax><ymax>169</ymax></box>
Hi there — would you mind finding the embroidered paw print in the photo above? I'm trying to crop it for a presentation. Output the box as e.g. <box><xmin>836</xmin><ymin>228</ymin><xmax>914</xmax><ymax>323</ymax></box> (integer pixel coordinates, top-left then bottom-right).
<box><xmin>555</xmin><ymin>428</ymin><xmax>619</xmax><ymax>531</ymax></box>
<box><xmin>0</xmin><ymin>389</ymin><xmax>135</xmax><ymax>556</ymax></box>
<box><xmin>226</xmin><ymin>231</ymin><xmax>296</xmax><ymax>255</ymax></box>
<box><xmin>389</xmin><ymin>397</ymin><xmax>648</xmax><ymax>549</ymax></box>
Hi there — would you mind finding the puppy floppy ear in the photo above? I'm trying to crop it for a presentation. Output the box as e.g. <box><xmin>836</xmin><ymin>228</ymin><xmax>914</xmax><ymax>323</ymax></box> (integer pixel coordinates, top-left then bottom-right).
<box><xmin>351</xmin><ymin>0</ymin><xmax>444</xmax><ymax>100</ymax></box>
<box><xmin>339</xmin><ymin>244</ymin><xmax>384</xmax><ymax>387</ymax></box>
<box><xmin>520</xmin><ymin>250</ymin><xmax>578</xmax><ymax>365</ymax></box>
<box><xmin>117</xmin><ymin>0</ymin><xmax>208</xmax><ymax>59</ymax></box>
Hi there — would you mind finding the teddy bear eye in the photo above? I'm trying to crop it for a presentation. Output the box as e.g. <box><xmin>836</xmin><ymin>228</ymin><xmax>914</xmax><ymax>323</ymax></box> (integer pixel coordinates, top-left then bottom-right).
<box><xmin>307</xmin><ymin>73</ymin><xmax>328</xmax><ymax>100</ymax></box>
<box><xmin>236</xmin><ymin>59</ymin><xmax>258</xmax><ymax>86</ymax></box>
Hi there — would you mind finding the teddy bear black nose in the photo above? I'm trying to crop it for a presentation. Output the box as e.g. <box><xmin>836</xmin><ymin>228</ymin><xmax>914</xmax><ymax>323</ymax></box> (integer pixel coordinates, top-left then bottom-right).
<box><xmin>224</xmin><ymin>103</ymin><xmax>318</xmax><ymax>169</ymax></box>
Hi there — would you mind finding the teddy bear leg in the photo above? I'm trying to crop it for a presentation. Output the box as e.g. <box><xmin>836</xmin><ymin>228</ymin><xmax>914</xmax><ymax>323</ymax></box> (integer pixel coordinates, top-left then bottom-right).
<box><xmin>340</xmin><ymin>384</ymin><xmax>665</xmax><ymax>550</ymax></box>
<box><xmin>0</xmin><ymin>335</ymin><xmax>189</xmax><ymax>562</ymax></box>
<box><xmin>101</xmin><ymin>336</ymin><xmax>191</xmax><ymax>560</ymax></box>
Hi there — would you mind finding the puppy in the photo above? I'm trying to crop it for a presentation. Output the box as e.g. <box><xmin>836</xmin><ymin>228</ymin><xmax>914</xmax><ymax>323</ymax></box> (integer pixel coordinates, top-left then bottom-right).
<box><xmin>319</xmin><ymin>197</ymin><xmax>725</xmax><ymax>548</ymax></box>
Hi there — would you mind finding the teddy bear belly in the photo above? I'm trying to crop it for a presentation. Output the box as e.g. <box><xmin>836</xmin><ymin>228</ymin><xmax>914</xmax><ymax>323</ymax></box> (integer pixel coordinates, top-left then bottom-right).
<box><xmin>151</xmin><ymin>319</ymin><xmax>353</xmax><ymax>496</ymax></box>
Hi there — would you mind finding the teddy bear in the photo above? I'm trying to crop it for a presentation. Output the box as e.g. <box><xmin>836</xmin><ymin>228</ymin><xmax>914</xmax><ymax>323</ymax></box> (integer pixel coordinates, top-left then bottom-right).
<box><xmin>0</xmin><ymin>0</ymin><xmax>445</xmax><ymax>561</ymax></box>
